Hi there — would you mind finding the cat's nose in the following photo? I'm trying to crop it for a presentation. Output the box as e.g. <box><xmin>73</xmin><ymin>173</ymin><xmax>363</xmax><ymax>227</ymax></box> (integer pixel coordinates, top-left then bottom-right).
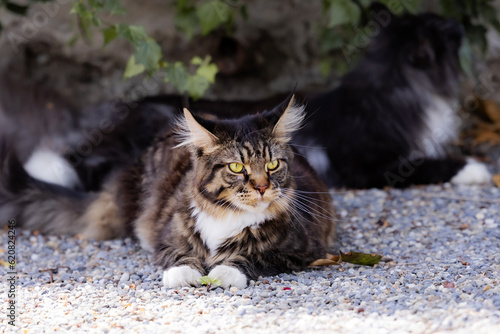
<box><xmin>254</xmin><ymin>183</ymin><xmax>269</xmax><ymax>195</ymax></box>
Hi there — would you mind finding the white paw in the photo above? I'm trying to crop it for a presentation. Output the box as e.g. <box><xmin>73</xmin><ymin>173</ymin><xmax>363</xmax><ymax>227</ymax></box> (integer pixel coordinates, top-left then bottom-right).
<box><xmin>162</xmin><ymin>265</ymin><xmax>202</xmax><ymax>288</ymax></box>
<box><xmin>451</xmin><ymin>159</ymin><xmax>491</xmax><ymax>185</ymax></box>
<box><xmin>208</xmin><ymin>265</ymin><xmax>247</xmax><ymax>289</ymax></box>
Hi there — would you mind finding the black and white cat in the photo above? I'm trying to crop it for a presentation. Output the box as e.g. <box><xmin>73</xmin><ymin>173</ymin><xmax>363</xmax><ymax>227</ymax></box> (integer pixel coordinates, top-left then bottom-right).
<box><xmin>293</xmin><ymin>4</ymin><xmax>491</xmax><ymax>188</ymax></box>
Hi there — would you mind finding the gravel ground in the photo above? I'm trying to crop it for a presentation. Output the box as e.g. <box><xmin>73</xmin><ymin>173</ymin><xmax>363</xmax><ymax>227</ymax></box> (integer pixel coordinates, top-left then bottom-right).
<box><xmin>1</xmin><ymin>182</ymin><xmax>500</xmax><ymax>333</ymax></box>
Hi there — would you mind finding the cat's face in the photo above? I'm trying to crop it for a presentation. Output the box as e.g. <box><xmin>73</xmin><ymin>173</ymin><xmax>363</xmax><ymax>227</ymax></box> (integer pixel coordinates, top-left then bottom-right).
<box><xmin>177</xmin><ymin>95</ymin><xmax>304</xmax><ymax>216</ymax></box>
<box><xmin>202</xmin><ymin>134</ymin><xmax>291</xmax><ymax>214</ymax></box>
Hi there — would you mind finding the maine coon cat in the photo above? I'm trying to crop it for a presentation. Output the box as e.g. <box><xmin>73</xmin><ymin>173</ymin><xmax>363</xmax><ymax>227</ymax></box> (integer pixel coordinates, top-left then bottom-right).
<box><xmin>0</xmin><ymin>95</ymin><xmax>336</xmax><ymax>289</ymax></box>
<box><xmin>293</xmin><ymin>4</ymin><xmax>492</xmax><ymax>188</ymax></box>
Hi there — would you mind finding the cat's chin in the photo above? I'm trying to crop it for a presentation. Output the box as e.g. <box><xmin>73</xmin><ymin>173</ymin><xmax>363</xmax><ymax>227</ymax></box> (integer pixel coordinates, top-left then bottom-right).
<box><xmin>237</xmin><ymin>200</ymin><xmax>271</xmax><ymax>214</ymax></box>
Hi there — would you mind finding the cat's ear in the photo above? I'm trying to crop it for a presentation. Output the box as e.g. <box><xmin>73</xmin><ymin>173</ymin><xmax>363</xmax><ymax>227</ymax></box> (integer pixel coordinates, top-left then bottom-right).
<box><xmin>177</xmin><ymin>108</ymin><xmax>219</xmax><ymax>152</ymax></box>
<box><xmin>271</xmin><ymin>94</ymin><xmax>305</xmax><ymax>143</ymax></box>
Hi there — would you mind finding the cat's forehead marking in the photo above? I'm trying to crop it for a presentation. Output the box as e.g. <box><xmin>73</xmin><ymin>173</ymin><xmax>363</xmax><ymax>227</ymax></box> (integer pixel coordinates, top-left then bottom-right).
<box><xmin>238</xmin><ymin>140</ymin><xmax>271</xmax><ymax>163</ymax></box>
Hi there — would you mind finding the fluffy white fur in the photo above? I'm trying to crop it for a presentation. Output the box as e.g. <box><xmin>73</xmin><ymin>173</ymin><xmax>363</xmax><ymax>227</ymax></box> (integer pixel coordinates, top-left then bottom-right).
<box><xmin>163</xmin><ymin>265</ymin><xmax>202</xmax><ymax>288</ymax></box>
<box><xmin>192</xmin><ymin>202</ymin><xmax>271</xmax><ymax>255</ymax></box>
<box><xmin>418</xmin><ymin>95</ymin><xmax>460</xmax><ymax>158</ymax></box>
<box><xmin>451</xmin><ymin>158</ymin><xmax>492</xmax><ymax>185</ymax></box>
<box><xmin>208</xmin><ymin>265</ymin><xmax>247</xmax><ymax>289</ymax></box>
<box><xmin>24</xmin><ymin>147</ymin><xmax>81</xmax><ymax>189</ymax></box>
<box><xmin>272</xmin><ymin>96</ymin><xmax>306</xmax><ymax>142</ymax></box>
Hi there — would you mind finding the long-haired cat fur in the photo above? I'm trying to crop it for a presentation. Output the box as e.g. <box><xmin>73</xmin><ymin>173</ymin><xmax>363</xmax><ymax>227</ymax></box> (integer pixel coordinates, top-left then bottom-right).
<box><xmin>293</xmin><ymin>3</ymin><xmax>491</xmax><ymax>188</ymax></box>
<box><xmin>0</xmin><ymin>95</ymin><xmax>336</xmax><ymax>289</ymax></box>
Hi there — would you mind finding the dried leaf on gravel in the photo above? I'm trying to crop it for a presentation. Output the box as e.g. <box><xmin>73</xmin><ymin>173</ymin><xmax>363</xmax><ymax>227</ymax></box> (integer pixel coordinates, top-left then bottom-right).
<box><xmin>493</xmin><ymin>174</ymin><xmax>500</xmax><ymax>187</ymax></box>
<box><xmin>309</xmin><ymin>253</ymin><xmax>341</xmax><ymax>266</ymax></box>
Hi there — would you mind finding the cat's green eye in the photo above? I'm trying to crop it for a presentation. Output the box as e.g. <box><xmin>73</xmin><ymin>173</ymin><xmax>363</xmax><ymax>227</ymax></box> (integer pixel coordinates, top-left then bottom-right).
<box><xmin>267</xmin><ymin>159</ymin><xmax>279</xmax><ymax>171</ymax></box>
<box><xmin>229</xmin><ymin>163</ymin><xmax>244</xmax><ymax>173</ymax></box>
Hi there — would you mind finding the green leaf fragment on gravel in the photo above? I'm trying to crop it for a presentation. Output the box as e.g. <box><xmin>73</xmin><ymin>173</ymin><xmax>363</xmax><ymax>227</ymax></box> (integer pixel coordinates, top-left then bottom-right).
<box><xmin>198</xmin><ymin>276</ymin><xmax>222</xmax><ymax>287</ymax></box>
<box><xmin>340</xmin><ymin>251</ymin><xmax>382</xmax><ymax>267</ymax></box>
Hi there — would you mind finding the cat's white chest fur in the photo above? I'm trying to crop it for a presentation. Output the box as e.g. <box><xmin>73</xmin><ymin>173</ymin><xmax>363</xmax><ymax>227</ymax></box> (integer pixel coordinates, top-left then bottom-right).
<box><xmin>191</xmin><ymin>202</ymin><xmax>270</xmax><ymax>255</ymax></box>
<box><xmin>417</xmin><ymin>95</ymin><xmax>460</xmax><ymax>158</ymax></box>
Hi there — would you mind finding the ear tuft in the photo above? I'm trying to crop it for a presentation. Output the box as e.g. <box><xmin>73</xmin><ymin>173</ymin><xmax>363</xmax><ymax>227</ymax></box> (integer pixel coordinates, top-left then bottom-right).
<box><xmin>175</xmin><ymin>108</ymin><xmax>219</xmax><ymax>152</ymax></box>
<box><xmin>272</xmin><ymin>95</ymin><xmax>306</xmax><ymax>142</ymax></box>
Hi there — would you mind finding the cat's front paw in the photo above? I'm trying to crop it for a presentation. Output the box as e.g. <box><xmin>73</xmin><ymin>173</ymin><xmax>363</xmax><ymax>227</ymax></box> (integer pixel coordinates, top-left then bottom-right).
<box><xmin>451</xmin><ymin>158</ymin><xmax>491</xmax><ymax>185</ymax></box>
<box><xmin>162</xmin><ymin>265</ymin><xmax>202</xmax><ymax>288</ymax></box>
<box><xmin>208</xmin><ymin>265</ymin><xmax>247</xmax><ymax>289</ymax></box>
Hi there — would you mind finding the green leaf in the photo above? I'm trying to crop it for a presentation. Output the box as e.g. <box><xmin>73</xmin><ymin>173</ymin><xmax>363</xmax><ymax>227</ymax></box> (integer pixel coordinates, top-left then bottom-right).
<box><xmin>102</xmin><ymin>26</ymin><xmax>118</xmax><ymax>46</ymax></box>
<box><xmin>196</xmin><ymin>0</ymin><xmax>232</xmax><ymax>35</ymax></box>
<box><xmin>197</xmin><ymin>276</ymin><xmax>222</xmax><ymax>287</ymax></box>
<box><xmin>117</xmin><ymin>24</ymin><xmax>148</xmax><ymax>46</ymax></box>
<box><xmin>103</xmin><ymin>0</ymin><xmax>126</xmax><ymax>15</ymax></box>
<box><xmin>327</xmin><ymin>0</ymin><xmax>360</xmax><ymax>28</ymax></box>
<box><xmin>67</xmin><ymin>34</ymin><xmax>79</xmax><ymax>47</ymax></box>
<box><xmin>193</xmin><ymin>56</ymin><xmax>218</xmax><ymax>83</ymax></box>
<box><xmin>133</xmin><ymin>38</ymin><xmax>163</xmax><ymax>72</ymax></box>
<box><xmin>164</xmin><ymin>62</ymin><xmax>190</xmax><ymax>93</ymax></box>
<box><xmin>123</xmin><ymin>54</ymin><xmax>145</xmax><ymax>79</ymax></box>
<box><xmin>92</xmin><ymin>16</ymin><xmax>102</xmax><ymax>27</ymax></box>
<box><xmin>340</xmin><ymin>251</ymin><xmax>382</xmax><ymax>266</ymax></box>
<box><xmin>185</xmin><ymin>76</ymin><xmax>211</xmax><ymax>100</ymax></box>
<box><xmin>5</xmin><ymin>2</ymin><xmax>29</xmax><ymax>16</ymax></box>
<box><xmin>174</xmin><ymin>8</ymin><xmax>199</xmax><ymax>39</ymax></box>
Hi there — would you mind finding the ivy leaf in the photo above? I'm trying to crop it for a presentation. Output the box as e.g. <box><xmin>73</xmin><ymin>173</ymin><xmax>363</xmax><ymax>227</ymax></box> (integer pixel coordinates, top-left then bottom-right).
<box><xmin>327</xmin><ymin>0</ymin><xmax>360</xmax><ymax>28</ymax></box>
<box><xmin>174</xmin><ymin>8</ymin><xmax>199</xmax><ymax>40</ymax></box>
<box><xmin>123</xmin><ymin>55</ymin><xmax>145</xmax><ymax>79</ymax></box>
<box><xmin>340</xmin><ymin>251</ymin><xmax>382</xmax><ymax>266</ymax></box>
<box><xmin>185</xmin><ymin>75</ymin><xmax>211</xmax><ymax>100</ymax></box>
<box><xmin>193</xmin><ymin>56</ymin><xmax>218</xmax><ymax>83</ymax></box>
<box><xmin>134</xmin><ymin>38</ymin><xmax>162</xmax><ymax>72</ymax></box>
<box><xmin>196</xmin><ymin>0</ymin><xmax>232</xmax><ymax>35</ymax></box>
<box><xmin>117</xmin><ymin>24</ymin><xmax>148</xmax><ymax>47</ymax></box>
<box><xmin>164</xmin><ymin>62</ymin><xmax>190</xmax><ymax>93</ymax></box>
<box><xmin>103</xmin><ymin>0</ymin><xmax>126</xmax><ymax>15</ymax></box>
<box><xmin>102</xmin><ymin>26</ymin><xmax>118</xmax><ymax>46</ymax></box>
<box><xmin>5</xmin><ymin>2</ymin><xmax>29</xmax><ymax>16</ymax></box>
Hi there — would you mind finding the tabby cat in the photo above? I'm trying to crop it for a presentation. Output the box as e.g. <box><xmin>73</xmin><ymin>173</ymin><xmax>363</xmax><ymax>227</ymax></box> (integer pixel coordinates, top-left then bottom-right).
<box><xmin>0</xmin><ymin>95</ymin><xmax>336</xmax><ymax>289</ymax></box>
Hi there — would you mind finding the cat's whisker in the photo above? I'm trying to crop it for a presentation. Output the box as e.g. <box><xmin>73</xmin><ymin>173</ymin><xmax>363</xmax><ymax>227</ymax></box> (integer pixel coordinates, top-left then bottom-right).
<box><xmin>280</xmin><ymin>189</ymin><xmax>334</xmax><ymax>225</ymax></box>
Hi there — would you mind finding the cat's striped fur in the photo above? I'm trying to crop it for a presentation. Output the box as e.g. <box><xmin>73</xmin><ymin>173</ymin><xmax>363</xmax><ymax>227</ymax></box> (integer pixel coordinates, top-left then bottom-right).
<box><xmin>0</xmin><ymin>95</ymin><xmax>336</xmax><ymax>288</ymax></box>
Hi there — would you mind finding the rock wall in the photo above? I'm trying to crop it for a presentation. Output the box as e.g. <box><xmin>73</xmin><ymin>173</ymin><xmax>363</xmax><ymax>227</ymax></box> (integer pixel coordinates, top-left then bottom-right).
<box><xmin>0</xmin><ymin>0</ymin><xmax>499</xmax><ymax>110</ymax></box>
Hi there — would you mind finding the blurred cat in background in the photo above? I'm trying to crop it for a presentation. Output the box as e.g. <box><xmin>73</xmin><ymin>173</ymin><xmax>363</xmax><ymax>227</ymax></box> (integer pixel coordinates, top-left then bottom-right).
<box><xmin>293</xmin><ymin>3</ymin><xmax>491</xmax><ymax>188</ymax></box>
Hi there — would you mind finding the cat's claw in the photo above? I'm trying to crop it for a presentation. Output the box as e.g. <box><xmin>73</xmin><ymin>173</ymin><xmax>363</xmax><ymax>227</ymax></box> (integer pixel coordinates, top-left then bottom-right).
<box><xmin>208</xmin><ymin>265</ymin><xmax>247</xmax><ymax>289</ymax></box>
<box><xmin>162</xmin><ymin>265</ymin><xmax>202</xmax><ymax>288</ymax></box>
<box><xmin>451</xmin><ymin>158</ymin><xmax>491</xmax><ymax>185</ymax></box>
